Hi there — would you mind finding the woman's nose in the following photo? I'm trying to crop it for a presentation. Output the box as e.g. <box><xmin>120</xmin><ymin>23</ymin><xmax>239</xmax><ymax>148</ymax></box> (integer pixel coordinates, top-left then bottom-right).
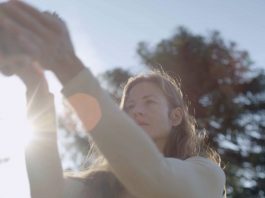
<box><xmin>132</xmin><ymin>104</ymin><xmax>145</xmax><ymax>117</ymax></box>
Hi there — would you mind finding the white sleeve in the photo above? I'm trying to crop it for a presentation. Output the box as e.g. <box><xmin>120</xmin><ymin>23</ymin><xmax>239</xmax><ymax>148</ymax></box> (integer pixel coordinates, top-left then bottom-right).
<box><xmin>25</xmin><ymin>87</ymin><xmax>64</xmax><ymax>198</ymax></box>
<box><xmin>62</xmin><ymin>68</ymin><xmax>225</xmax><ymax>198</ymax></box>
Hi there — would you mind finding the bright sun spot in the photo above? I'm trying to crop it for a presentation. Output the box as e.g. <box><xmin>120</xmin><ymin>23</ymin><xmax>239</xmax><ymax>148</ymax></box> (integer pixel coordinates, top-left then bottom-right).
<box><xmin>0</xmin><ymin>76</ymin><xmax>33</xmax><ymax>157</ymax></box>
<box><xmin>0</xmin><ymin>118</ymin><xmax>34</xmax><ymax>157</ymax></box>
<box><xmin>0</xmin><ymin>70</ymin><xmax>62</xmax><ymax>198</ymax></box>
<box><xmin>0</xmin><ymin>73</ymin><xmax>62</xmax><ymax>157</ymax></box>
<box><xmin>0</xmin><ymin>76</ymin><xmax>32</xmax><ymax>198</ymax></box>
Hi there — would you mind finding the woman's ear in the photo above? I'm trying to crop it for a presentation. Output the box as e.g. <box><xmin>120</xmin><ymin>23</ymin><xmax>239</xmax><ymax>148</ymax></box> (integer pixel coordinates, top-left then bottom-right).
<box><xmin>170</xmin><ymin>107</ymin><xmax>183</xmax><ymax>127</ymax></box>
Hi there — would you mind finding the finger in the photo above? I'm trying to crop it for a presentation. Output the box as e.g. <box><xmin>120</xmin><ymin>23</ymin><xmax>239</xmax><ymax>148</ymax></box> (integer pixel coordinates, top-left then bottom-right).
<box><xmin>0</xmin><ymin>56</ymin><xmax>19</xmax><ymax>76</ymax></box>
<box><xmin>0</xmin><ymin>2</ymin><xmax>52</xmax><ymax>39</ymax></box>
<box><xmin>14</xmin><ymin>58</ymin><xmax>49</xmax><ymax>90</ymax></box>
<box><xmin>0</xmin><ymin>55</ymin><xmax>35</xmax><ymax>77</ymax></box>
<box><xmin>0</xmin><ymin>16</ymin><xmax>43</xmax><ymax>57</ymax></box>
<box><xmin>0</xmin><ymin>58</ymin><xmax>14</xmax><ymax>76</ymax></box>
<box><xmin>0</xmin><ymin>66</ymin><xmax>14</xmax><ymax>76</ymax></box>
<box><xmin>3</xmin><ymin>1</ymin><xmax>73</xmax><ymax>43</ymax></box>
<box><xmin>0</xmin><ymin>17</ymin><xmax>23</xmax><ymax>55</ymax></box>
<box><xmin>9</xmin><ymin>1</ymin><xmax>61</xmax><ymax>33</ymax></box>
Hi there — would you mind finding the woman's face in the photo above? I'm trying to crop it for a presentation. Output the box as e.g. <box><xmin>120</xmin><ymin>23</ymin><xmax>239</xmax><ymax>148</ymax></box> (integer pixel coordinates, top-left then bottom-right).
<box><xmin>125</xmin><ymin>81</ymin><xmax>175</xmax><ymax>145</ymax></box>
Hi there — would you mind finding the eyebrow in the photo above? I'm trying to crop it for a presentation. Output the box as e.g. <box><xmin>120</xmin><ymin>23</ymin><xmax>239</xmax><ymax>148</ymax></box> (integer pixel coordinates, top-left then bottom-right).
<box><xmin>126</xmin><ymin>94</ymin><xmax>156</xmax><ymax>104</ymax></box>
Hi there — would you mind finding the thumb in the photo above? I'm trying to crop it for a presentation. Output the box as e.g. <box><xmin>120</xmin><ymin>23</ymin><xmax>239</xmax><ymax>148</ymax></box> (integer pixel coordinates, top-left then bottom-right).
<box><xmin>0</xmin><ymin>55</ymin><xmax>31</xmax><ymax>77</ymax></box>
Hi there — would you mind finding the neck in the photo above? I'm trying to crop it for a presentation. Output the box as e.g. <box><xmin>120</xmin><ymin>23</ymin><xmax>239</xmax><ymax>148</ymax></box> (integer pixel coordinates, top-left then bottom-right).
<box><xmin>154</xmin><ymin>138</ymin><xmax>167</xmax><ymax>153</ymax></box>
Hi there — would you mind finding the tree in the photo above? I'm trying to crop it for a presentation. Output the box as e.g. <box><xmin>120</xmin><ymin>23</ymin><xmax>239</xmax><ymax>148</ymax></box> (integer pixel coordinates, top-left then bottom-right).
<box><xmin>101</xmin><ymin>27</ymin><xmax>265</xmax><ymax>197</ymax></box>
<box><xmin>57</xmin><ymin>100</ymin><xmax>90</xmax><ymax>171</ymax></box>
<box><xmin>98</xmin><ymin>68</ymin><xmax>132</xmax><ymax>102</ymax></box>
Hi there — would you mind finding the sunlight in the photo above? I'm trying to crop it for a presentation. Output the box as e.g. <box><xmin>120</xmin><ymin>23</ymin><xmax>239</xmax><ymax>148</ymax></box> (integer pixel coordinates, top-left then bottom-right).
<box><xmin>0</xmin><ymin>70</ymin><xmax>63</xmax><ymax>198</ymax></box>
<box><xmin>0</xmin><ymin>148</ymin><xmax>31</xmax><ymax>198</ymax></box>
<box><xmin>0</xmin><ymin>120</ymin><xmax>32</xmax><ymax>198</ymax></box>
<box><xmin>0</xmin><ymin>118</ymin><xmax>34</xmax><ymax>157</ymax></box>
<box><xmin>0</xmin><ymin>76</ymin><xmax>33</xmax><ymax>157</ymax></box>
<box><xmin>0</xmin><ymin>76</ymin><xmax>32</xmax><ymax>198</ymax></box>
<box><xmin>0</xmin><ymin>73</ymin><xmax>62</xmax><ymax>157</ymax></box>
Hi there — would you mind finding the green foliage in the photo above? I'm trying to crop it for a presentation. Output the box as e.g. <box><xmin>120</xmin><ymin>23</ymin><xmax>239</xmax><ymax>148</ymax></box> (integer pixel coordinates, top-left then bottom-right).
<box><xmin>137</xmin><ymin>27</ymin><xmax>265</xmax><ymax>198</ymax></box>
<box><xmin>57</xmin><ymin>101</ymin><xmax>90</xmax><ymax>171</ymax></box>
<box><xmin>101</xmin><ymin>27</ymin><xmax>265</xmax><ymax>197</ymax></box>
<box><xmin>57</xmin><ymin>26</ymin><xmax>264</xmax><ymax>197</ymax></box>
<box><xmin>98</xmin><ymin>68</ymin><xmax>132</xmax><ymax>102</ymax></box>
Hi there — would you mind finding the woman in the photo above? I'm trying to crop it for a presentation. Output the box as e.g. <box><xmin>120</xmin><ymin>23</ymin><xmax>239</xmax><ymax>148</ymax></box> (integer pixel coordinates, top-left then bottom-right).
<box><xmin>64</xmin><ymin>71</ymin><xmax>225</xmax><ymax>198</ymax></box>
<box><xmin>0</xmin><ymin>1</ymin><xmax>225</xmax><ymax>198</ymax></box>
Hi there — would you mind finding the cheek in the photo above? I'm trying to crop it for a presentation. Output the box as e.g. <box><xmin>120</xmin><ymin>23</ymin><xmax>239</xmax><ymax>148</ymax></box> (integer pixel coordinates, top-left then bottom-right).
<box><xmin>156</xmin><ymin>107</ymin><xmax>173</xmax><ymax>128</ymax></box>
<box><xmin>150</xmin><ymin>107</ymin><xmax>170</xmax><ymax>123</ymax></box>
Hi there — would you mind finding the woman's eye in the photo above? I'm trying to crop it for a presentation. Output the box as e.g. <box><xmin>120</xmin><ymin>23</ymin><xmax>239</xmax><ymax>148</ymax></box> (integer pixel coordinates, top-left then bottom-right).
<box><xmin>125</xmin><ymin>104</ymin><xmax>134</xmax><ymax>110</ymax></box>
<box><xmin>146</xmin><ymin>100</ymin><xmax>155</xmax><ymax>104</ymax></box>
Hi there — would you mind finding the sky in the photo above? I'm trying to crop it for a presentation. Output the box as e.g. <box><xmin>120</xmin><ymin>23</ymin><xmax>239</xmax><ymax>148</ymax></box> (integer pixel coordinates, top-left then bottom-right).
<box><xmin>28</xmin><ymin>0</ymin><xmax>265</xmax><ymax>70</ymax></box>
<box><xmin>0</xmin><ymin>1</ymin><xmax>264</xmax><ymax>197</ymax></box>
<box><xmin>22</xmin><ymin>0</ymin><xmax>265</xmax><ymax>73</ymax></box>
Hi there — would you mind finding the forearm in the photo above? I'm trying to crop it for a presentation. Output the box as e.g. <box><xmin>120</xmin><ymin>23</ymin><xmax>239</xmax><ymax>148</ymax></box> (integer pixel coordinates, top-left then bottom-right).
<box><xmin>25</xmin><ymin>85</ymin><xmax>63</xmax><ymax>198</ymax></box>
<box><xmin>25</xmin><ymin>133</ymin><xmax>63</xmax><ymax>198</ymax></box>
<box><xmin>51</xmin><ymin>54</ymin><xmax>86</xmax><ymax>86</ymax></box>
<box><xmin>61</xmin><ymin>68</ymin><xmax>172</xmax><ymax>197</ymax></box>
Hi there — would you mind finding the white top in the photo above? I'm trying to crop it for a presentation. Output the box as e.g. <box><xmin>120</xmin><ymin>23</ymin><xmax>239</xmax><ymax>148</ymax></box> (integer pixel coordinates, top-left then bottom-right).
<box><xmin>26</xmin><ymin>68</ymin><xmax>225</xmax><ymax>198</ymax></box>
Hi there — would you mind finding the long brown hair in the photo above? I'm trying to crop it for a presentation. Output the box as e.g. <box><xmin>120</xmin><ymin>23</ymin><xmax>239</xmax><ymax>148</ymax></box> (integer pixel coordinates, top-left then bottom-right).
<box><xmin>66</xmin><ymin>70</ymin><xmax>221</xmax><ymax>197</ymax></box>
<box><xmin>120</xmin><ymin>70</ymin><xmax>220</xmax><ymax>162</ymax></box>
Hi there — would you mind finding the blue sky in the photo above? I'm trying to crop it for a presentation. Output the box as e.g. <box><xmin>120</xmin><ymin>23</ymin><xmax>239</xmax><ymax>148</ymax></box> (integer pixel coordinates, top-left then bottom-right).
<box><xmin>23</xmin><ymin>0</ymin><xmax>265</xmax><ymax>74</ymax></box>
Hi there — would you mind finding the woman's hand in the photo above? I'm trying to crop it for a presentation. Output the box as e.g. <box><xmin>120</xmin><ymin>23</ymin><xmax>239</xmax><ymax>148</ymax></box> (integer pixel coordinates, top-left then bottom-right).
<box><xmin>0</xmin><ymin>55</ymin><xmax>48</xmax><ymax>93</ymax></box>
<box><xmin>0</xmin><ymin>1</ymin><xmax>85</xmax><ymax>84</ymax></box>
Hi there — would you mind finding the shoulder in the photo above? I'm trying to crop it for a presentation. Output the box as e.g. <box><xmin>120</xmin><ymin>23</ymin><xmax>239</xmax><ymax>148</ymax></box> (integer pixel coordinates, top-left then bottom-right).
<box><xmin>165</xmin><ymin>156</ymin><xmax>225</xmax><ymax>197</ymax></box>
<box><xmin>185</xmin><ymin>156</ymin><xmax>225</xmax><ymax>183</ymax></box>
<box><xmin>165</xmin><ymin>156</ymin><xmax>225</xmax><ymax>181</ymax></box>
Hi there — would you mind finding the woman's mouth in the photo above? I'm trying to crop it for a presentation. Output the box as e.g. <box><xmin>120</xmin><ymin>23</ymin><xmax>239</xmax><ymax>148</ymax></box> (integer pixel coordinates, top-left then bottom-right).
<box><xmin>137</xmin><ymin>122</ymin><xmax>149</xmax><ymax>127</ymax></box>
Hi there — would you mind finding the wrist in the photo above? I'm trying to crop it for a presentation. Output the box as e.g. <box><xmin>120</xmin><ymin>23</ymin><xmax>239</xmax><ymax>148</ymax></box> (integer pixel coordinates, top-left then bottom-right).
<box><xmin>17</xmin><ymin>62</ymin><xmax>48</xmax><ymax>92</ymax></box>
<box><xmin>52</xmin><ymin>54</ymin><xmax>86</xmax><ymax>86</ymax></box>
<box><xmin>25</xmin><ymin>78</ymin><xmax>49</xmax><ymax>95</ymax></box>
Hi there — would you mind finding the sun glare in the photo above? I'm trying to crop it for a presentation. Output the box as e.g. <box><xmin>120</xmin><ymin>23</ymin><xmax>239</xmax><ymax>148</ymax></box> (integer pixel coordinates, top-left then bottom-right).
<box><xmin>0</xmin><ymin>72</ymin><xmax>61</xmax><ymax>158</ymax></box>
<box><xmin>0</xmin><ymin>76</ymin><xmax>33</xmax><ymax>158</ymax></box>
<box><xmin>0</xmin><ymin>118</ymin><xmax>32</xmax><ymax>198</ymax></box>
<box><xmin>0</xmin><ymin>77</ymin><xmax>33</xmax><ymax>198</ymax></box>
<box><xmin>0</xmin><ymin>118</ymin><xmax>34</xmax><ymax>157</ymax></box>
<box><xmin>0</xmin><ymin>72</ymin><xmax>62</xmax><ymax>198</ymax></box>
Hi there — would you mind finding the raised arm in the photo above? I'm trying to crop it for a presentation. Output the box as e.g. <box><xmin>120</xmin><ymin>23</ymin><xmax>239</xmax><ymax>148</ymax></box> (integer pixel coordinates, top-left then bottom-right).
<box><xmin>0</xmin><ymin>57</ymin><xmax>63</xmax><ymax>198</ymax></box>
<box><xmin>61</xmin><ymin>67</ymin><xmax>225</xmax><ymax>198</ymax></box>
<box><xmin>23</xmin><ymin>64</ymin><xmax>63</xmax><ymax>198</ymax></box>
<box><xmin>0</xmin><ymin>2</ymin><xmax>225</xmax><ymax>197</ymax></box>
